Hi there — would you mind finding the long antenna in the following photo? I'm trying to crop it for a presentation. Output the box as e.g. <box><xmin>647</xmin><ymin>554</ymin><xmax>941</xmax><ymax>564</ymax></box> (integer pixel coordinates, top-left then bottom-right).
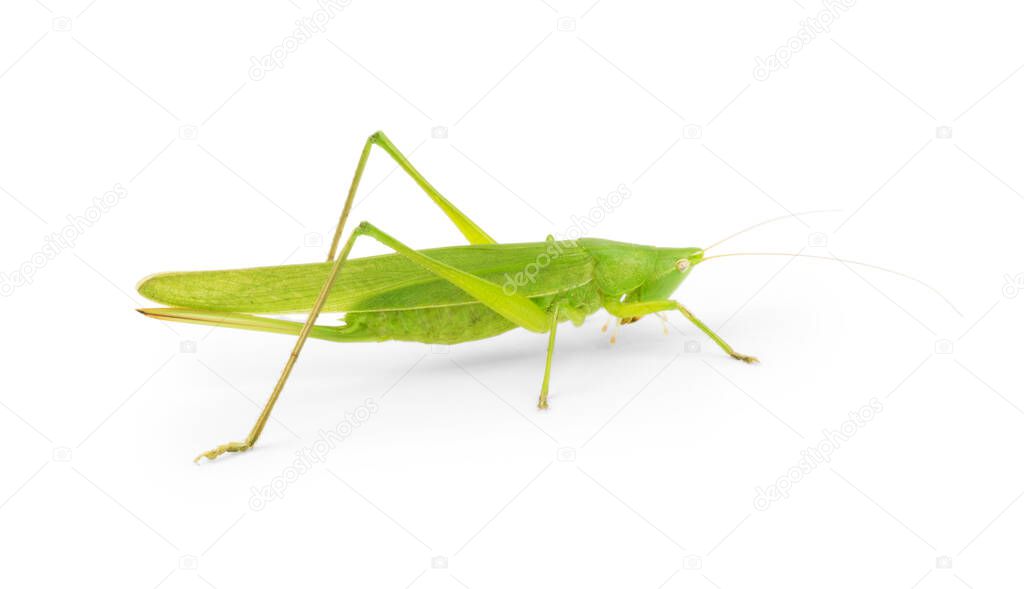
<box><xmin>704</xmin><ymin>210</ymin><xmax>842</xmax><ymax>251</ymax></box>
<box><xmin>699</xmin><ymin>251</ymin><xmax>962</xmax><ymax>317</ymax></box>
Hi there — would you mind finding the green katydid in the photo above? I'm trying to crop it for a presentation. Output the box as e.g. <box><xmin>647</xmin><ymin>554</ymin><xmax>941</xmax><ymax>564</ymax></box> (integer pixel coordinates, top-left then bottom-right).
<box><xmin>137</xmin><ymin>131</ymin><xmax>948</xmax><ymax>462</ymax></box>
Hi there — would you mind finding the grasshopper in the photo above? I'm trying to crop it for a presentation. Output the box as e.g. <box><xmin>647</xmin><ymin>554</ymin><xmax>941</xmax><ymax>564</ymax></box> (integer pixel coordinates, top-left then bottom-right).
<box><xmin>137</xmin><ymin>131</ymin><xmax>934</xmax><ymax>462</ymax></box>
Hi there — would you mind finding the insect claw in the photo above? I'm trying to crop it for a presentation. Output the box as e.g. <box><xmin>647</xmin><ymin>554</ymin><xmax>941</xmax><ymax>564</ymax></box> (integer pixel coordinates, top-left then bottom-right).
<box><xmin>656</xmin><ymin>312</ymin><xmax>670</xmax><ymax>336</ymax></box>
<box><xmin>194</xmin><ymin>440</ymin><xmax>252</xmax><ymax>463</ymax></box>
<box><xmin>600</xmin><ymin>319</ymin><xmax>609</xmax><ymax>333</ymax></box>
<box><xmin>730</xmin><ymin>353</ymin><xmax>760</xmax><ymax>364</ymax></box>
<box><xmin>607</xmin><ymin>320</ymin><xmax>620</xmax><ymax>344</ymax></box>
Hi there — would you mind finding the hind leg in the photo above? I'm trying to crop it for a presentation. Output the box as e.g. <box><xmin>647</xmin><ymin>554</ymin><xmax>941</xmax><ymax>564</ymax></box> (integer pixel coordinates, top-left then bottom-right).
<box><xmin>136</xmin><ymin>308</ymin><xmax>377</xmax><ymax>342</ymax></box>
<box><xmin>193</xmin><ymin>221</ymin><xmax>552</xmax><ymax>462</ymax></box>
<box><xmin>326</xmin><ymin>131</ymin><xmax>495</xmax><ymax>261</ymax></box>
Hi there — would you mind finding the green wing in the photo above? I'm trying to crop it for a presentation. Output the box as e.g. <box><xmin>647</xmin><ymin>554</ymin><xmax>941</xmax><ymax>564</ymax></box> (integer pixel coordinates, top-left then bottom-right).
<box><xmin>137</xmin><ymin>241</ymin><xmax>594</xmax><ymax>313</ymax></box>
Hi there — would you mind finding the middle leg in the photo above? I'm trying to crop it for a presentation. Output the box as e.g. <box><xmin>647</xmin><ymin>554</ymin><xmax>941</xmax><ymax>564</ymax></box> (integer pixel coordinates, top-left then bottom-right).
<box><xmin>537</xmin><ymin>302</ymin><xmax>560</xmax><ymax>410</ymax></box>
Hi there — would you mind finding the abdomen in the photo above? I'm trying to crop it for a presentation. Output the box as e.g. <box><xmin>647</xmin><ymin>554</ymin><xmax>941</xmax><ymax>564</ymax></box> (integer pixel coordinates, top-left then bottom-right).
<box><xmin>342</xmin><ymin>303</ymin><xmax>519</xmax><ymax>344</ymax></box>
<box><xmin>338</xmin><ymin>283</ymin><xmax>602</xmax><ymax>345</ymax></box>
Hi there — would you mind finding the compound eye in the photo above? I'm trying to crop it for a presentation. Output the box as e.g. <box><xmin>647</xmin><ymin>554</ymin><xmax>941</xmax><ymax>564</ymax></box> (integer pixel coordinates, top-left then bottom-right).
<box><xmin>675</xmin><ymin>259</ymin><xmax>691</xmax><ymax>272</ymax></box>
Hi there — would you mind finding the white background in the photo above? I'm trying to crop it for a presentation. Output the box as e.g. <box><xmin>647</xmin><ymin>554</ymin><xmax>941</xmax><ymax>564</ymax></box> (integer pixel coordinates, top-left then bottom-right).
<box><xmin>2</xmin><ymin>1</ymin><xmax>1023</xmax><ymax>587</ymax></box>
